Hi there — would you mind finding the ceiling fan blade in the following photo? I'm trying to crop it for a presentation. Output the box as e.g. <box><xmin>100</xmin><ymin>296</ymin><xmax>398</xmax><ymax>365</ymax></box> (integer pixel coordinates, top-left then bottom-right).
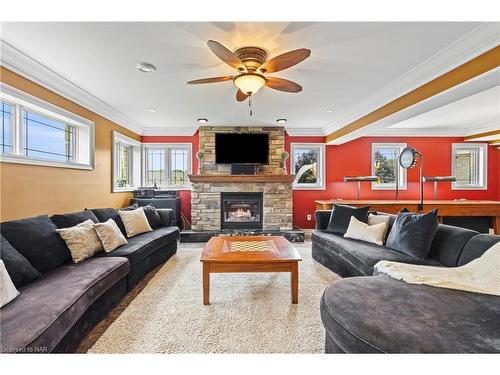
<box><xmin>207</xmin><ymin>40</ymin><xmax>246</xmax><ymax>72</ymax></box>
<box><xmin>258</xmin><ymin>48</ymin><xmax>311</xmax><ymax>73</ymax></box>
<box><xmin>265</xmin><ymin>77</ymin><xmax>303</xmax><ymax>93</ymax></box>
<box><xmin>187</xmin><ymin>76</ymin><xmax>234</xmax><ymax>84</ymax></box>
<box><xmin>236</xmin><ymin>89</ymin><xmax>249</xmax><ymax>102</ymax></box>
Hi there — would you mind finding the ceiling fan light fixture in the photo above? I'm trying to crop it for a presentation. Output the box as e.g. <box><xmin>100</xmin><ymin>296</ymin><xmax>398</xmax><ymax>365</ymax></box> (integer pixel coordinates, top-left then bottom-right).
<box><xmin>233</xmin><ymin>73</ymin><xmax>266</xmax><ymax>96</ymax></box>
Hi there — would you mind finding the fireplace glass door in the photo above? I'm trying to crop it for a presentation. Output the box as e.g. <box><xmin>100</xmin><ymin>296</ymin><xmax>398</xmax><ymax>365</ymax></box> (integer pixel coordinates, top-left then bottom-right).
<box><xmin>221</xmin><ymin>192</ymin><xmax>263</xmax><ymax>230</ymax></box>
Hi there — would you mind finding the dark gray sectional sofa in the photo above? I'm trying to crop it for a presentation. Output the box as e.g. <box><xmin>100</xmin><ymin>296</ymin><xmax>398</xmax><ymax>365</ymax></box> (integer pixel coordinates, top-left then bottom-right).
<box><xmin>0</xmin><ymin>207</ymin><xmax>179</xmax><ymax>353</ymax></box>
<box><xmin>312</xmin><ymin>210</ymin><xmax>500</xmax><ymax>353</ymax></box>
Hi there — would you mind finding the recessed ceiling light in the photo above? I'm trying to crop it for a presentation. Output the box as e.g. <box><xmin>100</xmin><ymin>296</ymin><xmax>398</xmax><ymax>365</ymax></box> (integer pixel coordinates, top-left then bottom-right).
<box><xmin>147</xmin><ymin>108</ymin><xmax>157</xmax><ymax>113</ymax></box>
<box><xmin>197</xmin><ymin>118</ymin><xmax>208</xmax><ymax>124</ymax></box>
<box><xmin>276</xmin><ymin>118</ymin><xmax>287</xmax><ymax>124</ymax></box>
<box><xmin>325</xmin><ymin>109</ymin><xmax>334</xmax><ymax>113</ymax></box>
<box><xmin>136</xmin><ymin>62</ymin><xmax>157</xmax><ymax>73</ymax></box>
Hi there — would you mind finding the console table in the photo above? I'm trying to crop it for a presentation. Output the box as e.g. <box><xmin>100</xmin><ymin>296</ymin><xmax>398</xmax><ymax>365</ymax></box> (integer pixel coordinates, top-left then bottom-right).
<box><xmin>314</xmin><ymin>199</ymin><xmax>500</xmax><ymax>234</ymax></box>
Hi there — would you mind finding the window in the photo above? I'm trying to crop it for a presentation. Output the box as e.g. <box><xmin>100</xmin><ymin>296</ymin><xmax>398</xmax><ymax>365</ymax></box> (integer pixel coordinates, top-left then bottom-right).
<box><xmin>22</xmin><ymin>110</ymin><xmax>75</xmax><ymax>163</ymax></box>
<box><xmin>143</xmin><ymin>144</ymin><xmax>192</xmax><ymax>189</ymax></box>
<box><xmin>452</xmin><ymin>143</ymin><xmax>487</xmax><ymax>190</ymax></box>
<box><xmin>0</xmin><ymin>84</ymin><xmax>94</xmax><ymax>169</ymax></box>
<box><xmin>291</xmin><ymin>143</ymin><xmax>325</xmax><ymax>190</ymax></box>
<box><xmin>113</xmin><ymin>132</ymin><xmax>141</xmax><ymax>192</ymax></box>
<box><xmin>1</xmin><ymin>101</ymin><xmax>14</xmax><ymax>154</ymax></box>
<box><xmin>371</xmin><ymin>143</ymin><xmax>407</xmax><ymax>189</ymax></box>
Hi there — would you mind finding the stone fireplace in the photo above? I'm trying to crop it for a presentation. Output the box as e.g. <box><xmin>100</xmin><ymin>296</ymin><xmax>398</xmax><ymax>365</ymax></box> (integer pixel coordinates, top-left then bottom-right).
<box><xmin>189</xmin><ymin>126</ymin><xmax>293</xmax><ymax>233</ymax></box>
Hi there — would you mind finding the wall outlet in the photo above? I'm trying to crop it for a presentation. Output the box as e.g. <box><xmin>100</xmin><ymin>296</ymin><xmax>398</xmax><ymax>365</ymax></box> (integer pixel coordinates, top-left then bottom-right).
<box><xmin>306</xmin><ymin>214</ymin><xmax>312</xmax><ymax>221</ymax></box>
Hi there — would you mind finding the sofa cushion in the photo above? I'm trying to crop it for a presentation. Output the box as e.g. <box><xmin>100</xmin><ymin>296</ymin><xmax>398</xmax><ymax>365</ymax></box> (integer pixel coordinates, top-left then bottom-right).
<box><xmin>325</xmin><ymin>204</ymin><xmax>370</xmax><ymax>235</ymax></box>
<box><xmin>142</xmin><ymin>205</ymin><xmax>163</xmax><ymax>229</ymax></box>
<box><xmin>50</xmin><ymin>210</ymin><xmax>99</xmax><ymax>229</ymax></box>
<box><xmin>97</xmin><ymin>226</ymin><xmax>179</xmax><ymax>265</ymax></box>
<box><xmin>386</xmin><ymin>208</ymin><xmax>439</xmax><ymax>260</ymax></box>
<box><xmin>1</xmin><ymin>215</ymin><xmax>71</xmax><ymax>274</ymax></box>
<box><xmin>321</xmin><ymin>275</ymin><xmax>500</xmax><ymax>353</ymax></box>
<box><xmin>88</xmin><ymin>204</ymin><xmax>137</xmax><ymax>237</ymax></box>
<box><xmin>0</xmin><ymin>260</ymin><xmax>20</xmax><ymax>308</ymax></box>
<box><xmin>0</xmin><ymin>257</ymin><xmax>129</xmax><ymax>353</ymax></box>
<box><xmin>0</xmin><ymin>234</ymin><xmax>41</xmax><ymax>288</ymax></box>
<box><xmin>93</xmin><ymin>219</ymin><xmax>128</xmax><ymax>252</ymax></box>
<box><xmin>118</xmin><ymin>207</ymin><xmax>152</xmax><ymax>238</ymax></box>
<box><xmin>428</xmin><ymin>224</ymin><xmax>478</xmax><ymax>267</ymax></box>
<box><xmin>56</xmin><ymin>220</ymin><xmax>104</xmax><ymax>263</ymax></box>
<box><xmin>458</xmin><ymin>234</ymin><xmax>500</xmax><ymax>266</ymax></box>
<box><xmin>312</xmin><ymin>230</ymin><xmax>440</xmax><ymax>276</ymax></box>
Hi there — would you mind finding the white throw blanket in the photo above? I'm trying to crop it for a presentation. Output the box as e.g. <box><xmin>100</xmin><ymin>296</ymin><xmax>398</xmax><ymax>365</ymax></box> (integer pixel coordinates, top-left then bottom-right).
<box><xmin>374</xmin><ymin>242</ymin><xmax>500</xmax><ymax>296</ymax></box>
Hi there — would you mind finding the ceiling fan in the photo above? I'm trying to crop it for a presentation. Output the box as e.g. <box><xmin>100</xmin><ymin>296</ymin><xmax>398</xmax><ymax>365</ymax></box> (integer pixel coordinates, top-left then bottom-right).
<box><xmin>187</xmin><ymin>40</ymin><xmax>311</xmax><ymax>102</ymax></box>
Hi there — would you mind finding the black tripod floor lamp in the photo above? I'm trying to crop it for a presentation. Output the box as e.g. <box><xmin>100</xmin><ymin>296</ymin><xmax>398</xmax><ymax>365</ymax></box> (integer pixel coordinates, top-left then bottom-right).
<box><xmin>395</xmin><ymin>147</ymin><xmax>424</xmax><ymax>210</ymax></box>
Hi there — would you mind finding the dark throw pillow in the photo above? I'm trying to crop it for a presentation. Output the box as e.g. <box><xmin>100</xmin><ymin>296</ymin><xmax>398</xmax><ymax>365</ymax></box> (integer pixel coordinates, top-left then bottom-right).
<box><xmin>0</xmin><ymin>215</ymin><xmax>72</xmax><ymax>274</ymax></box>
<box><xmin>142</xmin><ymin>205</ymin><xmax>163</xmax><ymax>229</ymax></box>
<box><xmin>50</xmin><ymin>210</ymin><xmax>99</xmax><ymax>229</ymax></box>
<box><xmin>88</xmin><ymin>203</ymin><xmax>138</xmax><ymax>237</ymax></box>
<box><xmin>325</xmin><ymin>204</ymin><xmax>370</xmax><ymax>235</ymax></box>
<box><xmin>386</xmin><ymin>208</ymin><xmax>439</xmax><ymax>260</ymax></box>
<box><xmin>0</xmin><ymin>234</ymin><xmax>41</xmax><ymax>288</ymax></box>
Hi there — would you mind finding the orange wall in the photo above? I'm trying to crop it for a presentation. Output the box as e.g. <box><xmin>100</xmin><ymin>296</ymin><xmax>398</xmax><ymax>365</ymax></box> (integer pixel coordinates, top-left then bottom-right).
<box><xmin>0</xmin><ymin>67</ymin><xmax>141</xmax><ymax>221</ymax></box>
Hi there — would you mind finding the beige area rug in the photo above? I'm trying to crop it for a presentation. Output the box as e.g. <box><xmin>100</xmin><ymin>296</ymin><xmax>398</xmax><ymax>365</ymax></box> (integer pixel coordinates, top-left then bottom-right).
<box><xmin>89</xmin><ymin>242</ymin><xmax>340</xmax><ymax>353</ymax></box>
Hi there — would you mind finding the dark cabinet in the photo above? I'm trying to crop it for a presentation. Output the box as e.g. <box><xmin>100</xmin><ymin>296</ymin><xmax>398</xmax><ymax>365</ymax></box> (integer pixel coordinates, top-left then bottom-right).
<box><xmin>131</xmin><ymin>197</ymin><xmax>182</xmax><ymax>228</ymax></box>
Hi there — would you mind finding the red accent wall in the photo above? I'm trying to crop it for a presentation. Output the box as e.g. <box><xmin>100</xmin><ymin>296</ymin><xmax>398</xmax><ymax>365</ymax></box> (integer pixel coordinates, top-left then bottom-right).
<box><xmin>141</xmin><ymin>132</ymin><xmax>199</xmax><ymax>224</ymax></box>
<box><xmin>287</xmin><ymin>135</ymin><xmax>499</xmax><ymax>229</ymax></box>
<box><xmin>144</xmin><ymin>132</ymin><xmax>499</xmax><ymax>230</ymax></box>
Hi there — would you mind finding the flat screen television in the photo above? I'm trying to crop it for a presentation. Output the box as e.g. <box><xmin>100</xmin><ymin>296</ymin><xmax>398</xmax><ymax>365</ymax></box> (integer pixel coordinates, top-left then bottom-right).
<box><xmin>215</xmin><ymin>133</ymin><xmax>269</xmax><ymax>164</ymax></box>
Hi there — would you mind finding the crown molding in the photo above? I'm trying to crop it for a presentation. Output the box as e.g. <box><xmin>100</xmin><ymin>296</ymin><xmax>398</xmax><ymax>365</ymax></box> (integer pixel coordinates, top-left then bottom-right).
<box><xmin>142</xmin><ymin>126</ymin><xmax>199</xmax><ymax>136</ymax></box>
<box><xmin>323</xmin><ymin>22</ymin><xmax>500</xmax><ymax>137</ymax></box>
<box><xmin>285</xmin><ymin>127</ymin><xmax>325</xmax><ymax>136</ymax></box>
<box><xmin>0</xmin><ymin>39</ymin><xmax>144</xmax><ymax>135</ymax></box>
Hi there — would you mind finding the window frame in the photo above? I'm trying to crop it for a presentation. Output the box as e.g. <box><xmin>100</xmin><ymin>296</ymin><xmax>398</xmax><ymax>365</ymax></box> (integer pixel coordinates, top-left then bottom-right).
<box><xmin>0</xmin><ymin>98</ymin><xmax>16</xmax><ymax>155</ymax></box>
<box><xmin>0</xmin><ymin>83</ymin><xmax>94</xmax><ymax>170</ymax></box>
<box><xmin>290</xmin><ymin>142</ymin><xmax>326</xmax><ymax>190</ymax></box>
<box><xmin>451</xmin><ymin>143</ymin><xmax>488</xmax><ymax>190</ymax></box>
<box><xmin>142</xmin><ymin>143</ymin><xmax>192</xmax><ymax>190</ymax></box>
<box><xmin>371</xmin><ymin>142</ymin><xmax>407</xmax><ymax>190</ymax></box>
<box><xmin>112</xmin><ymin>131</ymin><xmax>141</xmax><ymax>192</ymax></box>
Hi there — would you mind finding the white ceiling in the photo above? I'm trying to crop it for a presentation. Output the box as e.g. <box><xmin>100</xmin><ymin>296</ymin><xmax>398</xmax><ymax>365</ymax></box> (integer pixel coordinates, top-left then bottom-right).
<box><xmin>0</xmin><ymin>22</ymin><xmax>499</xmax><ymax>137</ymax></box>
<box><xmin>388</xmin><ymin>85</ymin><xmax>499</xmax><ymax>131</ymax></box>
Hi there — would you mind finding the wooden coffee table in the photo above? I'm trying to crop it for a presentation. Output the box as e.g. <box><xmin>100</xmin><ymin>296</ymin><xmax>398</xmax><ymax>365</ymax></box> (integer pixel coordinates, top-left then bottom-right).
<box><xmin>200</xmin><ymin>236</ymin><xmax>302</xmax><ymax>305</ymax></box>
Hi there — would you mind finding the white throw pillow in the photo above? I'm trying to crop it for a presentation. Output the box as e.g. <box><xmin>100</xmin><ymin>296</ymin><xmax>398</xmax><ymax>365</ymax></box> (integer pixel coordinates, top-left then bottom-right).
<box><xmin>118</xmin><ymin>207</ymin><xmax>152</xmax><ymax>238</ymax></box>
<box><xmin>93</xmin><ymin>219</ymin><xmax>128</xmax><ymax>252</ymax></box>
<box><xmin>56</xmin><ymin>219</ymin><xmax>103</xmax><ymax>263</ymax></box>
<box><xmin>368</xmin><ymin>214</ymin><xmax>391</xmax><ymax>243</ymax></box>
<box><xmin>344</xmin><ymin>216</ymin><xmax>388</xmax><ymax>246</ymax></box>
<box><xmin>0</xmin><ymin>260</ymin><xmax>20</xmax><ymax>308</ymax></box>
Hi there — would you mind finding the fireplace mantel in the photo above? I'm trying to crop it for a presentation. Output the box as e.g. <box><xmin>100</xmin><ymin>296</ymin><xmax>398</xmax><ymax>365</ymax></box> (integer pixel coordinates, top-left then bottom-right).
<box><xmin>188</xmin><ymin>174</ymin><xmax>295</xmax><ymax>183</ymax></box>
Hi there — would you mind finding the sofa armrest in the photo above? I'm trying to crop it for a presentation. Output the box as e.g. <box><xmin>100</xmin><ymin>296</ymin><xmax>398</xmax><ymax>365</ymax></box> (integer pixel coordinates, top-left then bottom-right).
<box><xmin>157</xmin><ymin>208</ymin><xmax>176</xmax><ymax>227</ymax></box>
<box><xmin>315</xmin><ymin>210</ymin><xmax>331</xmax><ymax>230</ymax></box>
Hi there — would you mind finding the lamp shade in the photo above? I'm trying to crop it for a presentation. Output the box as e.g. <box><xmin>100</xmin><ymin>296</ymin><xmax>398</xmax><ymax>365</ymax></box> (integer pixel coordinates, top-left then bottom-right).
<box><xmin>233</xmin><ymin>73</ymin><xmax>266</xmax><ymax>95</ymax></box>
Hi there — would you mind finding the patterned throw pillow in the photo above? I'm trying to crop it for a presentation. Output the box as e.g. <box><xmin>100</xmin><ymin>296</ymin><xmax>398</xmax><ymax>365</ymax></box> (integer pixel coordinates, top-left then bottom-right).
<box><xmin>118</xmin><ymin>207</ymin><xmax>153</xmax><ymax>237</ymax></box>
<box><xmin>56</xmin><ymin>219</ymin><xmax>103</xmax><ymax>263</ymax></box>
<box><xmin>93</xmin><ymin>219</ymin><xmax>128</xmax><ymax>252</ymax></box>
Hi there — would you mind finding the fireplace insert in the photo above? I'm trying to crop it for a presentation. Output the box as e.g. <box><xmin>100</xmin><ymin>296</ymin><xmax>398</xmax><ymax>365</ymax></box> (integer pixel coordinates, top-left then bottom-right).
<box><xmin>220</xmin><ymin>192</ymin><xmax>263</xmax><ymax>230</ymax></box>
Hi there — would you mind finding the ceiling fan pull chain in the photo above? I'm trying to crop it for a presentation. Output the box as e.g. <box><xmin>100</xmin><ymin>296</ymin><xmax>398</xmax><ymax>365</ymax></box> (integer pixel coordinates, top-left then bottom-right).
<box><xmin>249</xmin><ymin>95</ymin><xmax>253</xmax><ymax>116</ymax></box>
